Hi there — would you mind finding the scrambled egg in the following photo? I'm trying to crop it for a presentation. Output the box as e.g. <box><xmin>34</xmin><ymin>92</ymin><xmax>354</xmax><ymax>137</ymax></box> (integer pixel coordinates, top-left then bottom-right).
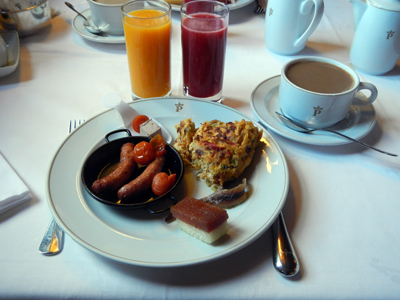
<box><xmin>174</xmin><ymin>119</ymin><xmax>262</xmax><ymax>189</ymax></box>
<box><xmin>174</xmin><ymin>118</ymin><xmax>196</xmax><ymax>165</ymax></box>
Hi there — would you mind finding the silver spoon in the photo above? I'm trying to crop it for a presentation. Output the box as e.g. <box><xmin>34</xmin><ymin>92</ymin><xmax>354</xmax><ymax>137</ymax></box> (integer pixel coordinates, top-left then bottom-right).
<box><xmin>65</xmin><ymin>2</ymin><xmax>106</xmax><ymax>36</ymax></box>
<box><xmin>271</xmin><ymin>213</ymin><xmax>300</xmax><ymax>277</ymax></box>
<box><xmin>276</xmin><ymin>111</ymin><xmax>398</xmax><ymax>157</ymax></box>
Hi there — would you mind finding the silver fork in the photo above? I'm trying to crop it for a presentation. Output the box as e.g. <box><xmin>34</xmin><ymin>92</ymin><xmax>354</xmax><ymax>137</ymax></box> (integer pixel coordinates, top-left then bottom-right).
<box><xmin>39</xmin><ymin>119</ymin><xmax>85</xmax><ymax>255</ymax></box>
<box><xmin>254</xmin><ymin>0</ymin><xmax>266</xmax><ymax>14</ymax></box>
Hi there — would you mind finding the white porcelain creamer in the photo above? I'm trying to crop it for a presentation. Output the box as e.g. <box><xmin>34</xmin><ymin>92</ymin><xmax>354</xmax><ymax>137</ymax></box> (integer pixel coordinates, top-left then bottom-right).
<box><xmin>349</xmin><ymin>0</ymin><xmax>400</xmax><ymax>75</ymax></box>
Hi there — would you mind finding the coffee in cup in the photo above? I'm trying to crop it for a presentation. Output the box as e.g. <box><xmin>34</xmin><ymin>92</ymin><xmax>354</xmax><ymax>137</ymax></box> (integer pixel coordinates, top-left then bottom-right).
<box><xmin>278</xmin><ymin>57</ymin><xmax>378</xmax><ymax>129</ymax></box>
<box><xmin>88</xmin><ymin>0</ymin><xmax>130</xmax><ymax>35</ymax></box>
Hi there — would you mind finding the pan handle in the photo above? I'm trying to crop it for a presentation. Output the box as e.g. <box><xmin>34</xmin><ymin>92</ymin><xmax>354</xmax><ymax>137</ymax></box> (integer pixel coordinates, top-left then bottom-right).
<box><xmin>105</xmin><ymin>129</ymin><xmax>132</xmax><ymax>143</ymax></box>
<box><xmin>146</xmin><ymin>196</ymin><xmax>177</xmax><ymax>215</ymax></box>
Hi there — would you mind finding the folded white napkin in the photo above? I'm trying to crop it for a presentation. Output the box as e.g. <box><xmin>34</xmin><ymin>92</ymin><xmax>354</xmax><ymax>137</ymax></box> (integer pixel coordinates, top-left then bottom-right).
<box><xmin>0</xmin><ymin>152</ymin><xmax>31</xmax><ymax>214</ymax></box>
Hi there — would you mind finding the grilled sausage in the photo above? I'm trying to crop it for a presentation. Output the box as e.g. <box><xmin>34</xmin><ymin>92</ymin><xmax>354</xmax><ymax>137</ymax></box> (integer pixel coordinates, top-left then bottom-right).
<box><xmin>118</xmin><ymin>155</ymin><xmax>166</xmax><ymax>200</ymax></box>
<box><xmin>92</xmin><ymin>143</ymin><xmax>137</xmax><ymax>195</ymax></box>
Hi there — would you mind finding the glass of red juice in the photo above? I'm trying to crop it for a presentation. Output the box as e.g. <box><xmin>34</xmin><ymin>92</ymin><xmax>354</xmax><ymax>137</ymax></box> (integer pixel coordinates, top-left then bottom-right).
<box><xmin>181</xmin><ymin>0</ymin><xmax>229</xmax><ymax>102</ymax></box>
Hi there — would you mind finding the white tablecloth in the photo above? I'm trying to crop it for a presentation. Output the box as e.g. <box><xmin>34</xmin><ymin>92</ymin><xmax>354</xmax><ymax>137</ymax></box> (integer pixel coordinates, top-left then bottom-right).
<box><xmin>1</xmin><ymin>0</ymin><xmax>400</xmax><ymax>299</ymax></box>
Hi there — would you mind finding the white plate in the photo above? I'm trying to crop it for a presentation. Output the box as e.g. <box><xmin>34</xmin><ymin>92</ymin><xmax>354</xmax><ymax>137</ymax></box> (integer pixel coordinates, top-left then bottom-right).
<box><xmin>0</xmin><ymin>30</ymin><xmax>19</xmax><ymax>77</ymax></box>
<box><xmin>250</xmin><ymin>76</ymin><xmax>377</xmax><ymax>146</ymax></box>
<box><xmin>171</xmin><ymin>0</ymin><xmax>254</xmax><ymax>11</ymax></box>
<box><xmin>46</xmin><ymin>98</ymin><xmax>288</xmax><ymax>267</ymax></box>
<box><xmin>71</xmin><ymin>9</ymin><xmax>125</xmax><ymax>44</ymax></box>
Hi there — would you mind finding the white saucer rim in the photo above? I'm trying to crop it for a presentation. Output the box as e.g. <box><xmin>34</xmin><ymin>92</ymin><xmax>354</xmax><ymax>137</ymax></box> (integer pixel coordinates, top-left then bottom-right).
<box><xmin>250</xmin><ymin>76</ymin><xmax>377</xmax><ymax>146</ymax></box>
<box><xmin>71</xmin><ymin>9</ymin><xmax>125</xmax><ymax>44</ymax></box>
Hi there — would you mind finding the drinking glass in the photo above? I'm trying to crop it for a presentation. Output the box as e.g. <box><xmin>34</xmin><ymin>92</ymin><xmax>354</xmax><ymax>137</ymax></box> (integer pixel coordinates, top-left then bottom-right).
<box><xmin>122</xmin><ymin>0</ymin><xmax>171</xmax><ymax>99</ymax></box>
<box><xmin>181</xmin><ymin>0</ymin><xmax>229</xmax><ymax>102</ymax></box>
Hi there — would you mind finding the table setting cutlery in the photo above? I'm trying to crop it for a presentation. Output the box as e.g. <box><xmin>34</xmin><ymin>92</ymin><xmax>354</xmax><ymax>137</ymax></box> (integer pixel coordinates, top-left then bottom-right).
<box><xmin>275</xmin><ymin>111</ymin><xmax>398</xmax><ymax>157</ymax></box>
<box><xmin>254</xmin><ymin>0</ymin><xmax>266</xmax><ymax>15</ymax></box>
<box><xmin>272</xmin><ymin>212</ymin><xmax>300</xmax><ymax>277</ymax></box>
<box><xmin>250</xmin><ymin>76</ymin><xmax>378</xmax><ymax>146</ymax></box>
<box><xmin>39</xmin><ymin>119</ymin><xmax>85</xmax><ymax>256</ymax></box>
<box><xmin>65</xmin><ymin>2</ymin><xmax>107</xmax><ymax>36</ymax></box>
<box><xmin>3</xmin><ymin>0</ymin><xmax>400</xmax><ymax>298</ymax></box>
<box><xmin>38</xmin><ymin>218</ymin><xmax>64</xmax><ymax>256</ymax></box>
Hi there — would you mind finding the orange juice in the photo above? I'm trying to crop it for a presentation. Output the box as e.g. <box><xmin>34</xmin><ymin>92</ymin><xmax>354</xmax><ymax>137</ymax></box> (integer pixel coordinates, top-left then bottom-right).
<box><xmin>123</xmin><ymin>7</ymin><xmax>171</xmax><ymax>98</ymax></box>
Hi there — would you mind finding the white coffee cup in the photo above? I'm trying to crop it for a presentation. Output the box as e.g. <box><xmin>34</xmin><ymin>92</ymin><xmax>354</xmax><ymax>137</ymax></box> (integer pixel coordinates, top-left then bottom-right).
<box><xmin>265</xmin><ymin>0</ymin><xmax>324</xmax><ymax>55</ymax></box>
<box><xmin>88</xmin><ymin>0</ymin><xmax>130</xmax><ymax>35</ymax></box>
<box><xmin>278</xmin><ymin>57</ymin><xmax>378</xmax><ymax>129</ymax></box>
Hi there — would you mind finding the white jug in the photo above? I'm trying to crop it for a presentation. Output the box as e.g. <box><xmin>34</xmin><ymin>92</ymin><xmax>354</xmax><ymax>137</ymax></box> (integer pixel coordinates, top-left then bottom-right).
<box><xmin>349</xmin><ymin>0</ymin><xmax>400</xmax><ymax>75</ymax></box>
<box><xmin>264</xmin><ymin>0</ymin><xmax>324</xmax><ymax>55</ymax></box>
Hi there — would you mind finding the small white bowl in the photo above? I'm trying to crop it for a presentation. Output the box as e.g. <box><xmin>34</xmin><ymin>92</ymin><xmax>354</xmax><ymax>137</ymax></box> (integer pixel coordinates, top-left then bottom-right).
<box><xmin>0</xmin><ymin>30</ymin><xmax>19</xmax><ymax>77</ymax></box>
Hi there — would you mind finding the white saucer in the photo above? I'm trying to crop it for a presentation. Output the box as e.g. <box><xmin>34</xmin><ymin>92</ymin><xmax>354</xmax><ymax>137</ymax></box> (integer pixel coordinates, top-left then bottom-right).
<box><xmin>72</xmin><ymin>9</ymin><xmax>125</xmax><ymax>44</ymax></box>
<box><xmin>250</xmin><ymin>76</ymin><xmax>377</xmax><ymax>146</ymax></box>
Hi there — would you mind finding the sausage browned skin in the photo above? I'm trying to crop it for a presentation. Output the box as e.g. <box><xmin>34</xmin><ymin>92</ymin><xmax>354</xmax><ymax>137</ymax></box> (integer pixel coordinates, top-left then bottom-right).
<box><xmin>118</xmin><ymin>155</ymin><xmax>166</xmax><ymax>201</ymax></box>
<box><xmin>92</xmin><ymin>143</ymin><xmax>137</xmax><ymax>195</ymax></box>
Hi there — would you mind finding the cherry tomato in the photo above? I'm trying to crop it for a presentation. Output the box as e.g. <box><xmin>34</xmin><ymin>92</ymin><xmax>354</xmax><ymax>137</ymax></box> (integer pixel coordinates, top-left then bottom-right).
<box><xmin>152</xmin><ymin>172</ymin><xmax>176</xmax><ymax>196</ymax></box>
<box><xmin>133</xmin><ymin>141</ymin><xmax>155</xmax><ymax>165</ymax></box>
<box><xmin>150</xmin><ymin>134</ymin><xmax>166</xmax><ymax>157</ymax></box>
<box><xmin>132</xmin><ymin>115</ymin><xmax>149</xmax><ymax>133</ymax></box>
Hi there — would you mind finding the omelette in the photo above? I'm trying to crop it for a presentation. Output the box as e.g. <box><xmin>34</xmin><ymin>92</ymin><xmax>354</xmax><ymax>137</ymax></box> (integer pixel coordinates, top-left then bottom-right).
<box><xmin>174</xmin><ymin>118</ymin><xmax>262</xmax><ymax>189</ymax></box>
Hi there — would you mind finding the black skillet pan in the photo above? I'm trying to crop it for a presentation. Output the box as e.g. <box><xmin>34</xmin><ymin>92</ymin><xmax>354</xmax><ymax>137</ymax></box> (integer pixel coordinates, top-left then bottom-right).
<box><xmin>81</xmin><ymin>129</ymin><xmax>184</xmax><ymax>214</ymax></box>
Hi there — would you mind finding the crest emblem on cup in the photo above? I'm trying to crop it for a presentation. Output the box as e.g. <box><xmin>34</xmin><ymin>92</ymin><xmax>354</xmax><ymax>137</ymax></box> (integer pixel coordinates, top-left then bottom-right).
<box><xmin>278</xmin><ymin>57</ymin><xmax>378</xmax><ymax>129</ymax></box>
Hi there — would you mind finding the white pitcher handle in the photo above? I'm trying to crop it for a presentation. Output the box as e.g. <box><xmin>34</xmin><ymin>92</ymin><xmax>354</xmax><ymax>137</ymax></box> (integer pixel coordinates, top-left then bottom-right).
<box><xmin>294</xmin><ymin>0</ymin><xmax>324</xmax><ymax>47</ymax></box>
<box><xmin>352</xmin><ymin>82</ymin><xmax>378</xmax><ymax>106</ymax></box>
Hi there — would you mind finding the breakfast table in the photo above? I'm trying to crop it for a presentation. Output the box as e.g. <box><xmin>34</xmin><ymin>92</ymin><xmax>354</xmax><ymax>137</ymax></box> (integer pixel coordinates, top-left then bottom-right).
<box><xmin>1</xmin><ymin>0</ymin><xmax>400</xmax><ymax>299</ymax></box>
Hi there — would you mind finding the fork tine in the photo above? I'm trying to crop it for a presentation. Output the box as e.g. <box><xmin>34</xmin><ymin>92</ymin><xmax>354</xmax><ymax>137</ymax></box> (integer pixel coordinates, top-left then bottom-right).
<box><xmin>69</xmin><ymin>119</ymin><xmax>85</xmax><ymax>134</ymax></box>
<box><xmin>254</xmin><ymin>0</ymin><xmax>266</xmax><ymax>15</ymax></box>
<box><xmin>255</xmin><ymin>6</ymin><xmax>265</xmax><ymax>14</ymax></box>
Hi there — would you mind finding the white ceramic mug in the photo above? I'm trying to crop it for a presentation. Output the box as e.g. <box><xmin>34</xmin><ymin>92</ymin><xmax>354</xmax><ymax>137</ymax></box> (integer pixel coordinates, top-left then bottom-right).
<box><xmin>265</xmin><ymin>0</ymin><xmax>324</xmax><ymax>55</ymax></box>
<box><xmin>88</xmin><ymin>0</ymin><xmax>130</xmax><ymax>35</ymax></box>
<box><xmin>278</xmin><ymin>57</ymin><xmax>378</xmax><ymax>129</ymax></box>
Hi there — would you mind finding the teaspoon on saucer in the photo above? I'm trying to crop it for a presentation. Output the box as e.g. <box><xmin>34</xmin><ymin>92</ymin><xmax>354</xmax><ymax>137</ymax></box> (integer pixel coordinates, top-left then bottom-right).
<box><xmin>65</xmin><ymin>2</ymin><xmax>106</xmax><ymax>36</ymax></box>
<box><xmin>276</xmin><ymin>111</ymin><xmax>398</xmax><ymax>157</ymax></box>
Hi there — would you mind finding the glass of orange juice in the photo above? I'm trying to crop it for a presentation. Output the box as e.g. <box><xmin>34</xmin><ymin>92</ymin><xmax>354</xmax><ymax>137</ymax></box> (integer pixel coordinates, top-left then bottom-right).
<box><xmin>122</xmin><ymin>0</ymin><xmax>171</xmax><ymax>99</ymax></box>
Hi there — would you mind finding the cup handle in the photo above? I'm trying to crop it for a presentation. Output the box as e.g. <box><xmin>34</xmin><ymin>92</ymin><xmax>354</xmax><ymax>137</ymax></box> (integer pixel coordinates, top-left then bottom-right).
<box><xmin>294</xmin><ymin>0</ymin><xmax>325</xmax><ymax>47</ymax></box>
<box><xmin>352</xmin><ymin>82</ymin><xmax>378</xmax><ymax>106</ymax></box>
